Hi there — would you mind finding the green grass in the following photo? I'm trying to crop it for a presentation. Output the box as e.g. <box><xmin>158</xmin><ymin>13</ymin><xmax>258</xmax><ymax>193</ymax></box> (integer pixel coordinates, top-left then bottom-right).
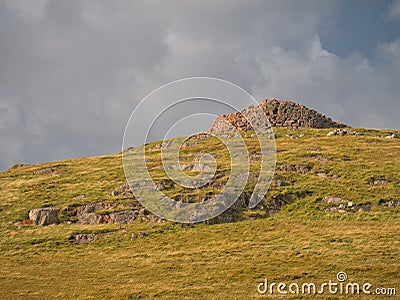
<box><xmin>0</xmin><ymin>127</ymin><xmax>399</xmax><ymax>299</ymax></box>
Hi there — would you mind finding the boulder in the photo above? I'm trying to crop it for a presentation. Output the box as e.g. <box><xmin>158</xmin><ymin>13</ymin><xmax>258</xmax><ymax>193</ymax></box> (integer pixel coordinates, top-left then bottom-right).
<box><xmin>28</xmin><ymin>208</ymin><xmax>59</xmax><ymax>225</ymax></box>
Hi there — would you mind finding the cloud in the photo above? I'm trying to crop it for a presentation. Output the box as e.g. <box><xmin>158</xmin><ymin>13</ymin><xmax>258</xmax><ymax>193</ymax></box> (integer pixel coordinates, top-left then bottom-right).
<box><xmin>251</xmin><ymin>36</ymin><xmax>400</xmax><ymax>129</ymax></box>
<box><xmin>0</xmin><ymin>0</ymin><xmax>399</xmax><ymax>170</ymax></box>
<box><xmin>388</xmin><ymin>0</ymin><xmax>400</xmax><ymax>20</ymax></box>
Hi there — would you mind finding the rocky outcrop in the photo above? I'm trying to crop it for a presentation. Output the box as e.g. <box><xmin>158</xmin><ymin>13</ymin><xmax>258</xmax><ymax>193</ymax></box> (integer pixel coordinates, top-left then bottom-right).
<box><xmin>76</xmin><ymin>202</ymin><xmax>164</xmax><ymax>225</ymax></box>
<box><xmin>28</xmin><ymin>208</ymin><xmax>59</xmax><ymax>225</ymax></box>
<box><xmin>209</xmin><ymin>98</ymin><xmax>346</xmax><ymax>132</ymax></box>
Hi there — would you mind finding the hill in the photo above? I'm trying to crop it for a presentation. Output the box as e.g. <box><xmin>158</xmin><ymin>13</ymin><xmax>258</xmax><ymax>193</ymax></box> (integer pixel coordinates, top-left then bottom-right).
<box><xmin>0</xmin><ymin>122</ymin><xmax>399</xmax><ymax>298</ymax></box>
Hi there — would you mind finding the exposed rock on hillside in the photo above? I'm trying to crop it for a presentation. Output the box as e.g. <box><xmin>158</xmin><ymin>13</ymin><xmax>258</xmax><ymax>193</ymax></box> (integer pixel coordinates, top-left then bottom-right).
<box><xmin>209</xmin><ymin>98</ymin><xmax>346</xmax><ymax>132</ymax></box>
<box><xmin>28</xmin><ymin>208</ymin><xmax>59</xmax><ymax>225</ymax></box>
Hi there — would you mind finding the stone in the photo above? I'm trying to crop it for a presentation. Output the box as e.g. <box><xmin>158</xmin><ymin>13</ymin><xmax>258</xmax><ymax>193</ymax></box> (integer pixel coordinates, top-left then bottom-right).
<box><xmin>352</xmin><ymin>203</ymin><xmax>371</xmax><ymax>213</ymax></box>
<box><xmin>28</xmin><ymin>208</ymin><xmax>59</xmax><ymax>225</ymax></box>
<box><xmin>385</xmin><ymin>133</ymin><xmax>397</xmax><ymax>139</ymax></box>
<box><xmin>7</xmin><ymin>163</ymin><xmax>26</xmax><ymax>171</ymax></box>
<box><xmin>71</xmin><ymin>229</ymin><xmax>126</xmax><ymax>244</ymax></box>
<box><xmin>326</xmin><ymin>129</ymin><xmax>361</xmax><ymax>137</ymax></box>
<box><xmin>76</xmin><ymin>202</ymin><xmax>140</xmax><ymax>225</ymax></box>
<box><xmin>109</xmin><ymin>210</ymin><xmax>137</xmax><ymax>224</ymax></box>
<box><xmin>372</xmin><ymin>179</ymin><xmax>388</xmax><ymax>185</ymax></box>
<box><xmin>110</xmin><ymin>183</ymin><xmax>133</xmax><ymax>196</ymax></box>
<box><xmin>33</xmin><ymin>168</ymin><xmax>56</xmax><ymax>175</ymax></box>
<box><xmin>322</xmin><ymin>196</ymin><xmax>347</xmax><ymax>204</ymax></box>
<box><xmin>285</xmin><ymin>134</ymin><xmax>298</xmax><ymax>139</ymax></box>
<box><xmin>324</xmin><ymin>207</ymin><xmax>338</xmax><ymax>213</ymax></box>
<box><xmin>278</xmin><ymin>164</ymin><xmax>311</xmax><ymax>174</ymax></box>
<box><xmin>313</xmin><ymin>155</ymin><xmax>329</xmax><ymax>164</ymax></box>
<box><xmin>379</xmin><ymin>199</ymin><xmax>400</xmax><ymax>208</ymax></box>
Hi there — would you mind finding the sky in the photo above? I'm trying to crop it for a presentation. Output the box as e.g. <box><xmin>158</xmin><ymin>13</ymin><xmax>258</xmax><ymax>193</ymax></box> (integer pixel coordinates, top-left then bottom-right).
<box><xmin>0</xmin><ymin>0</ymin><xmax>400</xmax><ymax>170</ymax></box>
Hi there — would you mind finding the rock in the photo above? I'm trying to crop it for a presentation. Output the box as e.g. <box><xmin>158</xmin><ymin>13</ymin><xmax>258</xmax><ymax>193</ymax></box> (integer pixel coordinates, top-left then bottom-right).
<box><xmin>367</xmin><ymin>177</ymin><xmax>388</xmax><ymax>185</ymax></box>
<box><xmin>385</xmin><ymin>133</ymin><xmax>397</xmax><ymax>139</ymax></box>
<box><xmin>76</xmin><ymin>202</ymin><xmax>139</xmax><ymax>225</ymax></box>
<box><xmin>33</xmin><ymin>168</ymin><xmax>56</xmax><ymax>175</ymax></box>
<box><xmin>109</xmin><ymin>210</ymin><xmax>138</xmax><ymax>224</ymax></box>
<box><xmin>352</xmin><ymin>203</ymin><xmax>371</xmax><ymax>213</ymax></box>
<box><xmin>28</xmin><ymin>208</ymin><xmax>59</xmax><ymax>225</ymax></box>
<box><xmin>324</xmin><ymin>207</ymin><xmax>338</xmax><ymax>213</ymax></box>
<box><xmin>313</xmin><ymin>155</ymin><xmax>328</xmax><ymax>164</ymax></box>
<box><xmin>379</xmin><ymin>199</ymin><xmax>400</xmax><ymax>208</ymax></box>
<box><xmin>371</xmin><ymin>179</ymin><xmax>388</xmax><ymax>185</ymax></box>
<box><xmin>72</xmin><ymin>194</ymin><xmax>85</xmax><ymax>200</ymax></box>
<box><xmin>110</xmin><ymin>183</ymin><xmax>133</xmax><ymax>196</ymax></box>
<box><xmin>7</xmin><ymin>163</ymin><xmax>26</xmax><ymax>171</ymax></box>
<box><xmin>317</xmin><ymin>172</ymin><xmax>327</xmax><ymax>178</ymax></box>
<box><xmin>77</xmin><ymin>212</ymin><xmax>100</xmax><ymax>225</ymax></box>
<box><xmin>285</xmin><ymin>134</ymin><xmax>298</xmax><ymax>139</ymax></box>
<box><xmin>327</xmin><ymin>131</ymin><xmax>336</xmax><ymax>137</ymax></box>
<box><xmin>326</xmin><ymin>129</ymin><xmax>361</xmax><ymax>137</ymax></box>
<box><xmin>278</xmin><ymin>164</ymin><xmax>311</xmax><ymax>174</ymax></box>
<box><xmin>71</xmin><ymin>229</ymin><xmax>126</xmax><ymax>244</ymax></box>
<box><xmin>322</xmin><ymin>196</ymin><xmax>347</xmax><ymax>204</ymax></box>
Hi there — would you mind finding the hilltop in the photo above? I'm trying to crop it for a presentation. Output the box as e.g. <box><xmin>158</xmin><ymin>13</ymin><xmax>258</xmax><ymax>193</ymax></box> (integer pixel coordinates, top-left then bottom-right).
<box><xmin>0</xmin><ymin>101</ymin><xmax>399</xmax><ymax>298</ymax></box>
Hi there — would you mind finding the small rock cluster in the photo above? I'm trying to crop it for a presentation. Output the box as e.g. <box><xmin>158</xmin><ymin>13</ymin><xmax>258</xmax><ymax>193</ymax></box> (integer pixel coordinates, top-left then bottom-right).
<box><xmin>320</xmin><ymin>197</ymin><xmax>371</xmax><ymax>213</ymax></box>
<box><xmin>70</xmin><ymin>229</ymin><xmax>127</xmax><ymax>244</ymax></box>
<box><xmin>327</xmin><ymin>129</ymin><xmax>361</xmax><ymax>137</ymax></box>
<box><xmin>278</xmin><ymin>164</ymin><xmax>311</xmax><ymax>174</ymax></box>
<box><xmin>209</xmin><ymin>98</ymin><xmax>346</xmax><ymax>132</ymax></box>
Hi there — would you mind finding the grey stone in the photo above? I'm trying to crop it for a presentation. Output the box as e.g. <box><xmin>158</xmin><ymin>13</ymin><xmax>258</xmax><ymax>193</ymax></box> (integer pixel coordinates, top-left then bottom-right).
<box><xmin>322</xmin><ymin>196</ymin><xmax>347</xmax><ymax>204</ymax></box>
<box><xmin>28</xmin><ymin>208</ymin><xmax>59</xmax><ymax>225</ymax></box>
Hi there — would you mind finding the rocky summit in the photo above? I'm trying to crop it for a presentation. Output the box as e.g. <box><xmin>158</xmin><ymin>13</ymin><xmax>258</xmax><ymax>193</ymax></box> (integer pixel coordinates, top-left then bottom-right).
<box><xmin>209</xmin><ymin>98</ymin><xmax>346</xmax><ymax>133</ymax></box>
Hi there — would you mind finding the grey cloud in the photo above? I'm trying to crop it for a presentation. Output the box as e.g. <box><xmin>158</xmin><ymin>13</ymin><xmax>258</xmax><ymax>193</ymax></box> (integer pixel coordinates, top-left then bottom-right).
<box><xmin>0</xmin><ymin>0</ymin><xmax>398</xmax><ymax>171</ymax></box>
<box><xmin>388</xmin><ymin>0</ymin><xmax>400</xmax><ymax>20</ymax></box>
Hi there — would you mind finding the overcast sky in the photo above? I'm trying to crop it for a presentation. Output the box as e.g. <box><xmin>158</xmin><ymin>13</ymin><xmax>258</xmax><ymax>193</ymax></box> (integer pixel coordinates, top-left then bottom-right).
<box><xmin>1</xmin><ymin>0</ymin><xmax>400</xmax><ymax>170</ymax></box>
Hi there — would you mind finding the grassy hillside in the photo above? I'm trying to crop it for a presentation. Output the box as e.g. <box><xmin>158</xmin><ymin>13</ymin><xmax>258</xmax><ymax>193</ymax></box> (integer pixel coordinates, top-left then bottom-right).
<box><xmin>0</xmin><ymin>127</ymin><xmax>399</xmax><ymax>299</ymax></box>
